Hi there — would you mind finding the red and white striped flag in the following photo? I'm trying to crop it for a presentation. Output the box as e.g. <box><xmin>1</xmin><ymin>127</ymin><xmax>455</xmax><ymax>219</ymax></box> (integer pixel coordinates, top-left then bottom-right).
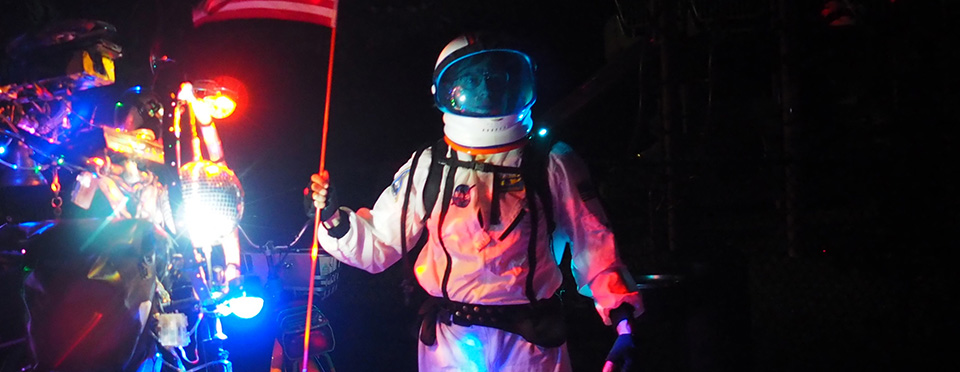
<box><xmin>193</xmin><ymin>0</ymin><xmax>338</xmax><ymax>28</ymax></box>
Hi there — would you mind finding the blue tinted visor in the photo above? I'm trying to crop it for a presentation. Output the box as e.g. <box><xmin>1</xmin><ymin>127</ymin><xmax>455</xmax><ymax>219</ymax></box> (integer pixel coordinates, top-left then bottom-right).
<box><xmin>435</xmin><ymin>50</ymin><xmax>536</xmax><ymax>117</ymax></box>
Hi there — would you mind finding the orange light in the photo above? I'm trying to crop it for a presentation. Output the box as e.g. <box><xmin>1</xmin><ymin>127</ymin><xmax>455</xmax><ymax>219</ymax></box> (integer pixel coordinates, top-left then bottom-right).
<box><xmin>204</xmin><ymin>163</ymin><xmax>222</xmax><ymax>176</ymax></box>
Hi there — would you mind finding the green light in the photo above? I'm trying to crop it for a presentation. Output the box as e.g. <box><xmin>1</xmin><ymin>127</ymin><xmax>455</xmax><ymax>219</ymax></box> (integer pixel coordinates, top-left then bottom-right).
<box><xmin>116</xmin><ymin>102</ymin><xmax>124</xmax><ymax>107</ymax></box>
<box><xmin>35</xmin><ymin>165</ymin><xmax>42</xmax><ymax>172</ymax></box>
<box><xmin>57</xmin><ymin>158</ymin><xmax>64</xmax><ymax>165</ymax></box>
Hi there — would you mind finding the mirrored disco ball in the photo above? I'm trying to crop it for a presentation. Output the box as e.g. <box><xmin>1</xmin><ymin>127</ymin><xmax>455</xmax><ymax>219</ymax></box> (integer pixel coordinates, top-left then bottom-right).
<box><xmin>179</xmin><ymin>160</ymin><xmax>244</xmax><ymax>247</ymax></box>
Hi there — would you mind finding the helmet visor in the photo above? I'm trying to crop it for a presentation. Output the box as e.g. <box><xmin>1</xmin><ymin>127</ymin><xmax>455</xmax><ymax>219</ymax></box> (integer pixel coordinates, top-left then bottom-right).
<box><xmin>435</xmin><ymin>50</ymin><xmax>535</xmax><ymax>117</ymax></box>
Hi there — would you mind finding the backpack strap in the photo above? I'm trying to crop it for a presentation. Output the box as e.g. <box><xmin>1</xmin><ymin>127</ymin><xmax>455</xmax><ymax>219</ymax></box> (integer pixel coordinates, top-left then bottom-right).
<box><xmin>400</xmin><ymin>139</ymin><xmax>450</xmax><ymax>303</ymax></box>
<box><xmin>401</xmin><ymin>144</ymin><xmax>430</xmax><ymax>257</ymax></box>
<box><xmin>438</xmin><ymin>157</ymin><xmax>522</xmax><ymax>174</ymax></box>
<box><xmin>524</xmin><ymin>181</ymin><xmax>540</xmax><ymax>302</ymax></box>
<box><xmin>421</xmin><ymin>139</ymin><xmax>447</xmax><ymax>224</ymax></box>
<box><xmin>406</xmin><ymin>138</ymin><xmax>459</xmax><ymax>300</ymax></box>
<box><xmin>435</xmin><ymin>156</ymin><xmax>459</xmax><ymax>300</ymax></box>
<box><xmin>520</xmin><ymin>136</ymin><xmax>555</xmax><ymax>301</ymax></box>
<box><xmin>522</xmin><ymin>137</ymin><xmax>556</xmax><ymax>235</ymax></box>
<box><xmin>400</xmin><ymin>142</ymin><xmax>432</xmax><ymax>305</ymax></box>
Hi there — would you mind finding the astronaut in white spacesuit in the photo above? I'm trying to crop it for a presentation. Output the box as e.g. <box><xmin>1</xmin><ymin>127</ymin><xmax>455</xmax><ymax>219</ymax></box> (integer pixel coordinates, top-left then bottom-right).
<box><xmin>309</xmin><ymin>33</ymin><xmax>643</xmax><ymax>372</ymax></box>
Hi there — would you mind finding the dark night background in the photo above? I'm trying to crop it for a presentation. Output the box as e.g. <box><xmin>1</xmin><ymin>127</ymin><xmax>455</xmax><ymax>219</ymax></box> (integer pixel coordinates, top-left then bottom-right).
<box><xmin>2</xmin><ymin>0</ymin><xmax>960</xmax><ymax>371</ymax></box>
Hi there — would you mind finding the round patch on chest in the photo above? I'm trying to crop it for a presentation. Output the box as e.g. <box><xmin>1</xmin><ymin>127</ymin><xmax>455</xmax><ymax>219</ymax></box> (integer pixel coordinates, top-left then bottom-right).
<box><xmin>451</xmin><ymin>184</ymin><xmax>474</xmax><ymax>208</ymax></box>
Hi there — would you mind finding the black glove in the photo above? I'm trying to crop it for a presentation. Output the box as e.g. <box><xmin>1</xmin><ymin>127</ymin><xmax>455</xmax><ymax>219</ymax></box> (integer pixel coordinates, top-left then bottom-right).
<box><xmin>304</xmin><ymin>177</ymin><xmax>349</xmax><ymax>239</ymax></box>
<box><xmin>304</xmin><ymin>180</ymin><xmax>339</xmax><ymax>221</ymax></box>
<box><xmin>303</xmin><ymin>185</ymin><xmax>316</xmax><ymax>217</ymax></box>
<box><xmin>605</xmin><ymin>333</ymin><xmax>636</xmax><ymax>372</ymax></box>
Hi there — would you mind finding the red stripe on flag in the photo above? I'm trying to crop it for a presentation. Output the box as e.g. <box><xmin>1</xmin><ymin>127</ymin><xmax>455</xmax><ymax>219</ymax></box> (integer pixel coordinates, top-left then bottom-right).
<box><xmin>193</xmin><ymin>0</ymin><xmax>338</xmax><ymax>28</ymax></box>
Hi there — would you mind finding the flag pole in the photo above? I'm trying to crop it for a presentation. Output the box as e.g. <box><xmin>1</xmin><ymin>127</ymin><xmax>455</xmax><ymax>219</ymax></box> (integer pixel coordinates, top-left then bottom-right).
<box><xmin>303</xmin><ymin>23</ymin><xmax>337</xmax><ymax>372</ymax></box>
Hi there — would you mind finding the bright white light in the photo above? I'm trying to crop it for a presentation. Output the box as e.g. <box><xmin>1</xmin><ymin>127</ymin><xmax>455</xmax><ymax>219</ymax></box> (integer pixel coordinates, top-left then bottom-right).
<box><xmin>190</xmin><ymin>100</ymin><xmax>213</xmax><ymax>125</ymax></box>
<box><xmin>180</xmin><ymin>160</ymin><xmax>244</xmax><ymax>247</ymax></box>
<box><xmin>538</xmin><ymin>128</ymin><xmax>548</xmax><ymax>137</ymax></box>
<box><xmin>177</xmin><ymin>82</ymin><xmax>196</xmax><ymax>101</ymax></box>
<box><xmin>215</xmin><ymin>302</ymin><xmax>232</xmax><ymax>316</ymax></box>
<box><xmin>223</xmin><ymin>295</ymin><xmax>264</xmax><ymax>319</ymax></box>
<box><xmin>213</xmin><ymin>317</ymin><xmax>228</xmax><ymax>340</ymax></box>
<box><xmin>77</xmin><ymin>172</ymin><xmax>93</xmax><ymax>188</ymax></box>
<box><xmin>183</xmin><ymin>206</ymin><xmax>235</xmax><ymax>247</ymax></box>
<box><xmin>176</xmin><ymin>82</ymin><xmax>213</xmax><ymax>125</ymax></box>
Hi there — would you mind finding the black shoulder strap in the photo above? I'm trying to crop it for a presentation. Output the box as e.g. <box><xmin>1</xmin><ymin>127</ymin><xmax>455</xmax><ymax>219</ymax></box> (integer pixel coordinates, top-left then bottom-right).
<box><xmin>522</xmin><ymin>137</ymin><xmax>555</xmax><ymax>234</ymax></box>
<box><xmin>400</xmin><ymin>144</ymin><xmax>430</xmax><ymax>257</ymax></box>
<box><xmin>520</xmin><ymin>136</ymin><xmax>555</xmax><ymax>301</ymax></box>
<box><xmin>524</xmin><ymin>179</ymin><xmax>540</xmax><ymax>302</ymax></box>
<box><xmin>421</xmin><ymin>139</ymin><xmax>447</xmax><ymax>223</ymax></box>
<box><xmin>400</xmin><ymin>139</ymin><xmax>448</xmax><ymax>303</ymax></box>
<box><xmin>435</xmin><ymin>162</ymin><xmax>458</xmax><ymax>299</ymax></box>
<box><xmin>400</xmin><ymin>142</ymin><xmax>432</xmax><ymax>306</ymax></box>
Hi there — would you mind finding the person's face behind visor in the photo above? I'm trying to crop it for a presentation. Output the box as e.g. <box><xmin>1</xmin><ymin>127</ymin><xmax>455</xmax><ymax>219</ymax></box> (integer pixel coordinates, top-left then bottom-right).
<box><xmin>437</xmin><ymin>50</ymin><xmax>535</xmax><ymax>117</ymax></box>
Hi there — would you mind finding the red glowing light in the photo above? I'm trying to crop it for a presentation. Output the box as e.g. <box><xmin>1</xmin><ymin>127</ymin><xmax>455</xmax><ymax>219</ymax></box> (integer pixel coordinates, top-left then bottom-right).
<box><xmin>53</xmin><ymin>312</ymin><xmax>104</xmax><ymax>368</ymax></box>
<box><xmin>211</xmin><ymin>75</ymin><xmax>247</xmax><ymax>120</ymax></box>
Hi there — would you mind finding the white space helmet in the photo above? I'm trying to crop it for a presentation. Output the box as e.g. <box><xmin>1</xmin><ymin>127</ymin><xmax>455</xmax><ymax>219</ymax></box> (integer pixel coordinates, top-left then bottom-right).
<box><xmin>432</xmin><ymin>33</ymin><xmax>536</xmax><ymax>154</ymax></box>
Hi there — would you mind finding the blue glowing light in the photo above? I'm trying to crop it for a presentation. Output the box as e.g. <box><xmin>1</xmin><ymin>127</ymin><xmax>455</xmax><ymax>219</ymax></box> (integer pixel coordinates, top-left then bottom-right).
<box><xmin>537</xmin><ymin>128</ymin><xmax>548</xmax><ymax>137</ymax></box>
<box><xmin>458</xmin><ymin>333</ymin><xmax>487</xmax><ymax>372</ymax></box>
<box><xmin>0</xmin><ymin>146</ymin><xmax>5</xmax><ymax>154</ymax></box>
<box><xmin>72</xmin><ymin>103</ymin><xmax>94</xmax><ymax>121</ymax></box>
<box><xmin>133</xmin><ymin>85</ymin><xmax>142</xmax><ymax>93</ymax></box>
<box><xmin>33</xmin><ymin>223</ymin><xmax>55</xmax><ymax>236</ymax></box>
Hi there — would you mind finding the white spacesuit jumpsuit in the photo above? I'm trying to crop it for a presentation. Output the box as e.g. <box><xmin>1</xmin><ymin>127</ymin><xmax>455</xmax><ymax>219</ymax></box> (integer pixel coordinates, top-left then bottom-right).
<box><xmin>316</xmin><ymin>139</ymin><xmax>642</xmax><ymax>371</ymax></box>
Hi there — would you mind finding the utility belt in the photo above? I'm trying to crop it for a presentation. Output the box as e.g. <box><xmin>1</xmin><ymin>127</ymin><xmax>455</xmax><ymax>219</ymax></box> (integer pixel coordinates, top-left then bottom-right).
<box><xmin>418</xmin><ymin>296</ymin><xmax>567</xmax><ymax>348</ymax></box>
